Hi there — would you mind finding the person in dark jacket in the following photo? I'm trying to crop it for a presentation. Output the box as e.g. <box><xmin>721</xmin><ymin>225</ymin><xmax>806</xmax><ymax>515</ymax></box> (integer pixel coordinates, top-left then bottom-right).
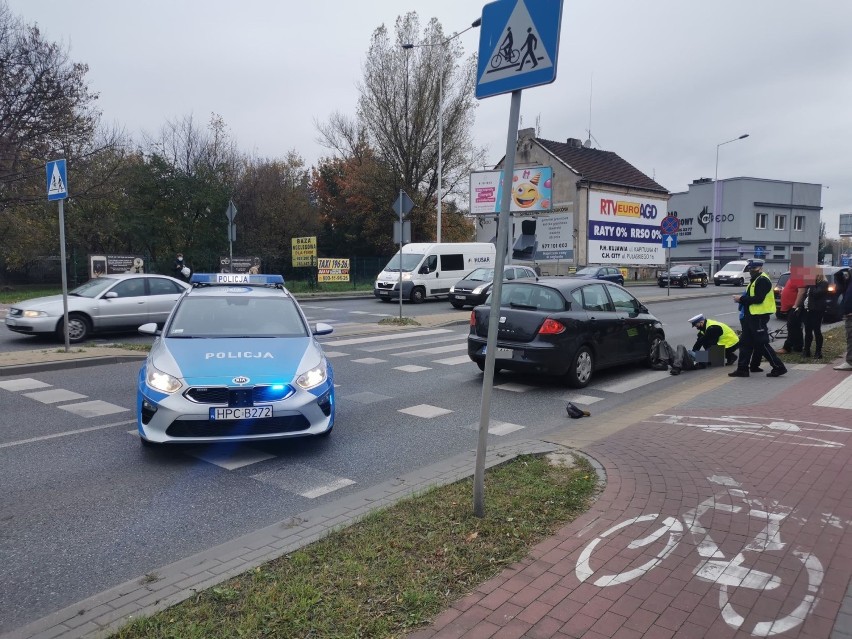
<box><xmin>802</xmin><ymin>272</ymin><xmax>828</xmax><ymax>358</ymax></box>
<box><xmin>729</xmin><ymin>259</ymin><xmax>787</xmax><ymax>378</ymax></box>
<box><xmin>834</xmin><ymin>270</ymin><xmax>852</xmax><ymax>371</ymax></box>
<box><xmin>174</xmin><ymin>253</ymin><xmax>191</xmax><ymax>282</ymax></box>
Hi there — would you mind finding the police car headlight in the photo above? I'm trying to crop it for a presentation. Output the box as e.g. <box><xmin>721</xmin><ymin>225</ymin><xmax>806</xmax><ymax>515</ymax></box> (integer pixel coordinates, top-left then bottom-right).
<box><xmin>146</xmin><ymin>365</ymin><xmax>182</xmax><ymax>393</ymax></box>
<box><xmin>23</xmin><ymin>310</ymin><xmax>48</xmax><ymax>318</ymax></box>
<box><xmin>296</xmin><ymin>364</ymin><xmax>326</xmax><ymax>390</ymax></box>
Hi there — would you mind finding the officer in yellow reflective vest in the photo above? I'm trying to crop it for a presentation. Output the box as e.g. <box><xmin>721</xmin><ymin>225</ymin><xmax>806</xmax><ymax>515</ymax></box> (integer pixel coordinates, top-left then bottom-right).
<box><xmin>729</xmin><ymin>259</ymin><xmax>787</xmax><ymax>378</ymax></box>
<box><xmin>688</xmin><ymin>314</ymin><xmax>740</xmax><ymax>366</ymax></box>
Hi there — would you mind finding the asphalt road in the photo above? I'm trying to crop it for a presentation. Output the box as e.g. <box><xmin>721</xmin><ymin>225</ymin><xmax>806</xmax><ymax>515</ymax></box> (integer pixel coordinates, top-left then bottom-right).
<box><xmin>0</xmin><ymin>289</ymin><xmax>790</xmax><ymax>632</ymax></box>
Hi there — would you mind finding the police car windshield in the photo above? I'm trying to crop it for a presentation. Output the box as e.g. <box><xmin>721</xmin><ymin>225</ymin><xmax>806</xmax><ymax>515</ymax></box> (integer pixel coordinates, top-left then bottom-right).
<box><xmin>166</xmin><ymin>296</ymin><xmax>309</xmax><ymax>338</ymax></box>
<box><xmin>383</xmin><ymin>253</ymin><xmax>424</xmax><ymax>273</ymax></box>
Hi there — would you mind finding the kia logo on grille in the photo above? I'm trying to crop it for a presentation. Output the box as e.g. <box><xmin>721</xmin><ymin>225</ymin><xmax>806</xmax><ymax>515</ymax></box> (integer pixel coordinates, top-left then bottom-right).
<box><xmin>232</xmin><ymin>376</ymin><xmax>250</xmax><ymax>386</ymax></box>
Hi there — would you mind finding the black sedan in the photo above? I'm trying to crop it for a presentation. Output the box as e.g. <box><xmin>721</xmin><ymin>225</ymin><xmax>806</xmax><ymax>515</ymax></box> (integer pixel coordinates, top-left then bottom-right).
<box><xmin>467</xmin><ymin>279</ymin><xmax>665</xmax><ymax>388</ymax></box>
<box><xmin>568</xmin><ymin>266</ymin><xmax>625</xmax><ymax>286</ymax></box>
<box><xmin>657</xmin><ymin>264</ymin><xmax>708</xmax><ymax>288</ymax></box>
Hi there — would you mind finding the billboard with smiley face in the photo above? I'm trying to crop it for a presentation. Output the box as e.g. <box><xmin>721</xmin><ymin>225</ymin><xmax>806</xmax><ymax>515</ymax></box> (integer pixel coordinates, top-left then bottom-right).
<box><xmin>470</xmin><ymin>167</ymin><xmax>553</xmax><ymax>214</ymax></box>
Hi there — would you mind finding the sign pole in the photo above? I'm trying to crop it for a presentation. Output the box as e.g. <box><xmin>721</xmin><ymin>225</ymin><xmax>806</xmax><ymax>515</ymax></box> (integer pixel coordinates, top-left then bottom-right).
<box><xmin>667</xmin><ymin>247</ymin><xmax>671</xmax><ymax>297</ymax></box>
<box><xmin>58</xmin><ymin>198</ymin><xmax>70</xmax><ymax>352</ymax></box>
<box><xmin>398</xmin><ymin>189</ymin><xmax>403</xmax><ymax>320</ymax></box>
<box><xmin>474</xmin><ymin>89</ymin><xmax>522</xmax><ymax>518</ymax></box>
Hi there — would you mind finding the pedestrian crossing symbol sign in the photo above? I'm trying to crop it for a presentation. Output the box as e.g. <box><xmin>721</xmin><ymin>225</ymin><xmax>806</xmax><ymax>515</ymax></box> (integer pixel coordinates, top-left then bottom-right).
<box><xmin>46</xmin><ymin>159</ymin><xmax>68</xmax><ymax>201</ymax></box>
<box><xmin>476</xmin><ymin>0</ymin><xmax>563</xmax><ymax>99</ymax></box>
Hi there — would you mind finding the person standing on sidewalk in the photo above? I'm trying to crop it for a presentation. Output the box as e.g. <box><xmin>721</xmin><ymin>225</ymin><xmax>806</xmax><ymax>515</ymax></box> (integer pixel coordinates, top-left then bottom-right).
<box><xmin>774</xmin><ymin>268</ymin><xmax>806</xmax><ymax>355</ymax></box>
<box><xmin>729</xmin><ymin>259</ymin><xmax>787</xmax><ymax>378</ymax></box>
<box><xmin>688</xmin><ymin>314</ymin><xmax>740</xmax><ymax>365</ymax></box>
<box><xmin>802</xmin><ymin>272</ymin><xmax>828</xmax><ymax>358</ymax></box>
<box><xmin>835</xmin><ymin>270</ymin><xmax>852</xmax><ymax>371</ymax></box>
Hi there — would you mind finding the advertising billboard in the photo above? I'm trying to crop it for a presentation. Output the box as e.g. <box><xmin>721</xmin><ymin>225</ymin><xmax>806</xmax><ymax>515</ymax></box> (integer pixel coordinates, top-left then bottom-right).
<box><xmin>89</xmin><ymin>254</ymin><xmax>145</xmax><ymax>279</ymax></box>
<box><xmin>587</xmin><ymin>191</ymin><xmax>667</xmax><ymax>265</ymax></box>
<box><xmin>470</xmin><ymin>167</ymin><xmax>553</xmax><ymax>214</ymax></box>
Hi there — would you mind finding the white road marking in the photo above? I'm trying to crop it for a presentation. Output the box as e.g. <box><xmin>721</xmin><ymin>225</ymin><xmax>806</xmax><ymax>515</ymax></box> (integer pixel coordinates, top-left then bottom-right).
<box><xmin>563</xmin><ymin>393</ymin><xmax>604</xmax><ymax>405</ymax></box>
<box><xmin>360</xmin><ymin>335</ymin><xmax>453</xmax><ymax>352</ymax></box>
<box><xmin>814</xmin><ymin>374</ymin><xmax>852</xmax><ymax>409</ymax></box>
<box><xmin>0</xmin><ymin>419</ymin><xmax>137</xmax><ymax>449</ymax></box>
<box><xmin>487</xmin><ymin>421</ymin><xmax>526</xmax><ymax>436</ymax></box>
<box><xmin>324</xmin><ymin>329</ymin><xmax>452</xmax><ymax>347</ymax></box>
<box><xmin>432</xmin><ymin>355</ymin><xmax>471</xmax><ymax>366</ymax></box>
<box><xmin>394</xmin><ymin>365</ymin><xmax>431</xmax><ymax>373</ymax></box>
<box><xmin>341</xmin><ymin>391</ymin><xmax>392</xmax><ymax>404</ymax></box>
<box><xmin>494</xmin><ymin>382</ymin><xmax>535</xmax><ymax>393</ymax></box>
<box><xmin>395</xmin><ymin>343</ymin><xmax>466</xmax><ymax>356</ymax></box>
<box><xmin>351</xmin><ymin>357</ymin><xmax>387</xmax><ymax>364</ymax></box>
<box><xmin>0</xmin><ymin>378</ymin><xmax>52</xmax><ymax>391</ymax></box>
<box><xmin>188</xmin><ymin>446</ymin><xmax>276</xmax><ymax>470</ymax></box>
<box><xmin>251</xmin><ymin>463</ymin><xmax>356</xmax><ymax>498</ymax></box>
<box><xmin>591</xmin><ymin>370</ymin><xmax>670</xmax><ymax>394</ymax></box>
<box><xmin>58</xmin><ymin>400</ymin><xmax>130</xmax><ymax>418</ymax></box>
<box><xmin>322</xmin><ymin>351</ymin><xmax>349</xmax><ymax>358</ymax></box>
<box><xmin>23</xmin><ymin>388</ymin><xmax>87</xmax><ymax>404</ymax></box>
<box><xmin>300</xmin><ymin>478</ymin><xmax>356</xmax><ymax>499</ymax></box>
<box><xmin>398</xmin><ymin>404</ymin><xmax>452</xmax><ymax>418</ymax></box>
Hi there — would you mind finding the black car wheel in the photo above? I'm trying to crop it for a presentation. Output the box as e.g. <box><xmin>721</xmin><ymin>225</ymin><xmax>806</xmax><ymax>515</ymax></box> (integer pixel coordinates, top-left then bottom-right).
<box><xmin>566</xmin><ymin>345</ymin><xmax>594</xmax><ymax>388</ymax></box>
<box><xmin>450</xmin><ymin>300</ymin><xmax>465</xmax><ymax>309</ymax></box>
<box><xmin>735</xmin><ymin>278</ymin><xmax>744</xmax><ymax>287</ymax></box>
<box><xmin>701</xmin><ymin>278</ymin><xmax>708</xmax><ymax>288</ymax></box>
<box><xmin>410</xmin><ymin>286</ymin><xmax>425</xmax><ymax>304</ymax></box>
<box><xmin>679</xmin><ymin>278</ymin><xmax>687</xmax><ymax>288</ymax></box>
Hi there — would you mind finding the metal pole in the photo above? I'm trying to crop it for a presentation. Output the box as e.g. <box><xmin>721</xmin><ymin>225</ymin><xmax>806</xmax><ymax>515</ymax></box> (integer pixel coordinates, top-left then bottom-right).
<box><xmin>474</xmin><ymin>89</ymin><xmax>522</xmax><ymax>518</ymax></box>
<box><xmin>398</xmin><ymin>189</ymin><xmax>403</xmax><ymax>320</ymax></box>
<box><xmin>667</xmin><ymin>247</ymin><xmax>671</xmax><ymax>297</ymax></box>
<box><xmin>437</xmin><ymin>71</ymin><xmax>442</xmax><ymax>243</ymax></box>
<box><xmin>58</xmin><ymin>199</ymin><xmax>70</xmax><ymax>352</ymax></box>
<box><xmin>229</xmin><ymin>224</ymin><xmax>234</xmax><ymax>272</ymax></box>
<box><xmin>711</xmin><ymin>146</ymin><xmax>720</xmax><ymax>280</ymax></box>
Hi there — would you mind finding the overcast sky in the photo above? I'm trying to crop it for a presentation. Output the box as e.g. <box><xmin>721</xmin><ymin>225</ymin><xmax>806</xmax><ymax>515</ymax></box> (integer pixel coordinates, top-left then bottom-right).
<box><xmin>9</xmin><ymin>0</ymin><xmax>852</xmax><ymax>238</ymax></box>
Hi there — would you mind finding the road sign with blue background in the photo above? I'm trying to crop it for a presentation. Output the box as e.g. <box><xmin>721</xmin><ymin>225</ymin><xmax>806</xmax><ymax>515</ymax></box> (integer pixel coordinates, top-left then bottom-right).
<box><xmin>754</xmin><ymin>245</ymin><xmax>765</xmax><ymax>258</ymax></box>
<box><xmin>662</xmin><ymin>234</ymin><xmax>678</xmax><ymax>249</ymax></box>
<box><xmin>660</xmin><ymin>215</ymin><xmax>679</xmax><ymax>235</ymax></box>
<box><xmin>46</xmin><ymin>159</ymin><xmax>68</xmax><ymax>201</ymax></box>
<box><xmin>476</xmin><ymin>0</ymin><xmax>563</xmax><ymax>99</ymax></box>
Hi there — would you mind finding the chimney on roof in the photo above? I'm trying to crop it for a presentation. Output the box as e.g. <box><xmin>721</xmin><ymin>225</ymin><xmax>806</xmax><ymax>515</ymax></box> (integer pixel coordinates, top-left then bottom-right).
<box><xmin>517</xmin><ymin>127</ymin><xmax>536</xmax><ymax>141</ymax></box>
<box><xmin>692</xmin><ymin>177</ymin><xmax>713</xmax><ymax>185</ymax></box>
<box><xmin>566</xmin><ymin>137</ymin><xmax>583</xmax><ymax>148</ymax></box>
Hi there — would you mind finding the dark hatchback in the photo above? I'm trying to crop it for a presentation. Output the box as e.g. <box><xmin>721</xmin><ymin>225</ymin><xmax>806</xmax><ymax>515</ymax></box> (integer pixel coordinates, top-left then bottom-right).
<box><xmin>658</xmin><ymin>264</ymin><xmax>708</xmax><ymax>288</ymax></box>
<box><xmin>449</xmin><ymin>265</ymin><xmax>538</xmax><ymax>309</ymax></box>
<box><xmin>774</xmin><ymin>266</ymin><xmax>850</xmax><ymax>322</ymax></box>
<box><xmin>569</xmin><ymin>266</ymin><xmax>625</xmax><ymax>286</ymax></box>
<box><xmin>467</xmin><ymin>279</ymin><xmax>665</xmax><ymax>388</ymax></box>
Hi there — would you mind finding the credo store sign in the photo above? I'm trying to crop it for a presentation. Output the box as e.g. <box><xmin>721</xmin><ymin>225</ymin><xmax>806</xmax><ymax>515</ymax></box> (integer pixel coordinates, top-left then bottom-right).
<box><xmin>587</xmin><ymin>191</ymin><xmax>667</xmax><ymax>265</ymax></box>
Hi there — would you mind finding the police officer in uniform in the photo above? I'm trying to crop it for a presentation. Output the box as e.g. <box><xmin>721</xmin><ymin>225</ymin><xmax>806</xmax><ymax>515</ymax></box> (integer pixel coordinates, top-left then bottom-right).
<box><xmin>729</xmin><ymin>259</ymin><xmax>787</xmax><ymax>377</ymax></box>
<box><xmin>688</xmin><ymin>314</ymin><xmax>740</xmax><ymax>365</ymax></box>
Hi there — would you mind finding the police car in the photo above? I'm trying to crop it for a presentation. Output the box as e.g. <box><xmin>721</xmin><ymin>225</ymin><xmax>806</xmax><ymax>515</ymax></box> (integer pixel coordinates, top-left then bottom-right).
<box><xmin>135</xmin><ymin>273</ymin><xmax>334</xmax><ymax>446</ymax></box>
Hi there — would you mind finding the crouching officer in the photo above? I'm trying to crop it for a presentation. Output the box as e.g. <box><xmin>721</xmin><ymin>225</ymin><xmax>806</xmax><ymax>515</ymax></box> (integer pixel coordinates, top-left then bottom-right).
<box><xmin>688</xmin><ymin>314</ymin><xmax>740</xmax><ymax>366</ymax></box>
<box><xmin>730</xmin><ymin>259</ymin><xmax>787</xmax><ymax>378</ymax></box>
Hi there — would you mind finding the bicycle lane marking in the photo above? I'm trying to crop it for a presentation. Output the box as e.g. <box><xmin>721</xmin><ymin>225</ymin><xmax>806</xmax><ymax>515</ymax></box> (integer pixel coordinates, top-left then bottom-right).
<box><xmin>574</xmin><ymin>474</ymin><xmax>832</xmax><ymax>637</ymax></box>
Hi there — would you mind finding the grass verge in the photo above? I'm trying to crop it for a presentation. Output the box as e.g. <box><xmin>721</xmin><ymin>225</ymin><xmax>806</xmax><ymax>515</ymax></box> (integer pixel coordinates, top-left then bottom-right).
<box><xmin>113</xmin><ymin>453</ymin><xmax>598</xmax><ymax>639</ymax></box>
<box><xmin>774</xmin><ymin>322</ymin><xmax>847</xmax><ymax>364</ymax></box>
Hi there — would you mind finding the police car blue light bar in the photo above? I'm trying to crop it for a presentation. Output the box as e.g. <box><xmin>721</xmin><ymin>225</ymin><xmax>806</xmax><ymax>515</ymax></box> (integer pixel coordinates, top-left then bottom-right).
<box><xmin>190</xmin><ymin>273</ymin><xmax>285</xmax><ymax>285</ymax></box>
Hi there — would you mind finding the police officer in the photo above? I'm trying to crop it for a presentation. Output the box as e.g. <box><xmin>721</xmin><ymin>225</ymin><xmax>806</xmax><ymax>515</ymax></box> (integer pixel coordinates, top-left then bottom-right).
<box><xmin>688</xmin><ymin>314</ymin><xmax>740</xmax><ymax>366</ymax></box>
<box><xmin>729</xmin><ymin>259</ymin><xmax>787</xmax><ymax>377</ymax></box>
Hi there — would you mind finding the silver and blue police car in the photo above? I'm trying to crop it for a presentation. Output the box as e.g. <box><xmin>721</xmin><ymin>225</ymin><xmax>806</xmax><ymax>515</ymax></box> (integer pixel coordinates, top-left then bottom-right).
<box><xmin>135</xmin><ymin>273</ymin><xmax>334</xmax><ymax>446</ymax></box>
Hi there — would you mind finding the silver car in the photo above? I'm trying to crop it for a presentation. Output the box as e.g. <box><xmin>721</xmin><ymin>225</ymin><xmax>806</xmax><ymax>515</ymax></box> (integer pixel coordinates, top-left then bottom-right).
<box><xmin>4</xmin><ymin>274</ymin><xmax>189</xmax><ymax>343</ymax></box>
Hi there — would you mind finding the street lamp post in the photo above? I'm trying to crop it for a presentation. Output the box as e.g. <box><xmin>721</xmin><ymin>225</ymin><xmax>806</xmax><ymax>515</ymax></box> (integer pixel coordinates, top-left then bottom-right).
<box><xmin>711</xmin><ymin>134</ymin><xmax>749</xmax><ymax>278</ymax></box>
<box><xmin>403</xmin><ymin>18</ymin><xmax>480</xmax><ymax>243</ymax></box>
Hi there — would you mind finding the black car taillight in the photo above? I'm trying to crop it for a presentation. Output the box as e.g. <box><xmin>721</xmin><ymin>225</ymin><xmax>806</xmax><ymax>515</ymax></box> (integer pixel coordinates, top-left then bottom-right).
<box><xmin>538</xmin><ymin>319</ymin><xmax>566</xmax><ymax>335</ymax></box>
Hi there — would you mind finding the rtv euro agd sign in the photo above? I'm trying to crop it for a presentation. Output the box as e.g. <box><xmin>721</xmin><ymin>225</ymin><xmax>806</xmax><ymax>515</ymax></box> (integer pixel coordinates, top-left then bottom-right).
<box><xmin>586</xmin><ymin>191</ymin><xmax>667</xmax><ymax>265</ymax></box>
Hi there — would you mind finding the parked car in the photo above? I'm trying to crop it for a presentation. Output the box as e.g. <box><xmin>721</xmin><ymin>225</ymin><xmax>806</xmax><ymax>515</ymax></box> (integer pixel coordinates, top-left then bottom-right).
<box><xmin>770</xmin><ymin>266</ymin><xmax>848</xmax><ymax>322</ymax></box>
<box><xmin>713</xmin><ymin>260</ymin><xmax>751</xmax><ymax>286</ymax></box>
<box><xmin>136</xmin><ymin>273</ymin><xmax>335</xmax><ymax>446</ymax></box>
<box><xmin>467</xmin><ymin>279</ymin><xmax>664</xmax><ymax>388</ymax></box>
<box><xmin>569</xmin><ymin>266</ymin><xmax>625</xmax><ymax>286</ymax></box>
<box><xmin>448</xmin><ymin>265</ymin><xmax>538</xmax><ymax>309</ymax></box>
<box><xmin>657</xmin><ymin>264</ymin><xmax>708</xmax><ymax>288</ymax></box>
<box><xmin>4</xmin><ymin>274</ymin><xmax>189</xmax><ymax>343</ymax></box>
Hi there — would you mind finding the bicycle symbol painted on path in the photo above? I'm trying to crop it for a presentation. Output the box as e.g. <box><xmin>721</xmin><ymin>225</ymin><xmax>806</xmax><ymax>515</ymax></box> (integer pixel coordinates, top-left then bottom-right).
<box><xmin>575</xmin><ymin>475</ymin><xmax>827</xmax><ymax>637</ymax></box>
<box><xmin>650</xmin><ymin>414</ymin><xmax>852</xmax><ymax>448</ymax></box>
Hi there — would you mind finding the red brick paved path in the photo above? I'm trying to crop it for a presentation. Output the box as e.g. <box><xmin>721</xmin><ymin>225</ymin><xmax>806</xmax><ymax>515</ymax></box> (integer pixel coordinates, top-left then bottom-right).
<box><xmin>410</xmin><ymin>367</ymin><xmax>852</xmax><ymax>638</ymax></box>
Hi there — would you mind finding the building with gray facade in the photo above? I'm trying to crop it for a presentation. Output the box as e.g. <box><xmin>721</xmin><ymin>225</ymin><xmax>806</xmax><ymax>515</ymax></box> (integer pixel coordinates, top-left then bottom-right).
<box><xmin>667</xmin><ymin>177</ymin><xmax>822</xmax><ymax>278</ymax></box>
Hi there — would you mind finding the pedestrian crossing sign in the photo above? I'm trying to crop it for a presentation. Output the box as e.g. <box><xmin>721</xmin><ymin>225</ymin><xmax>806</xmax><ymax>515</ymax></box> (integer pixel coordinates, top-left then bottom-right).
<box><xmin>46</xmin><ymin>159</ymin><xmax>68</xmax><ymax>201</ymax></box>
<box><xmin>476</xmin><ymin>0</ymin><xmax>563</xmax><ymax>99</ymax></box>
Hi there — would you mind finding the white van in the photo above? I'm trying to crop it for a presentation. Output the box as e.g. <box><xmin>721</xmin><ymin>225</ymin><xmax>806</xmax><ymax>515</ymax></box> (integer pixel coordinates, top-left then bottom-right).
<box><xmin>714</xmin><ymin>260</ymin><xmax>751</xmax><ymax>287</ymax></box>
<box><xmin>374</xmin><ymin>242</ymin><xmax>496</xmax><ymax>303</ymax></box>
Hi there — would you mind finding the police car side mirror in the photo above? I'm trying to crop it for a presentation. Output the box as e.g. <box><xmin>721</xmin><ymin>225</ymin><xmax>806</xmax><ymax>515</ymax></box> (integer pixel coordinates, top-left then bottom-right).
<box><xmin>313</xmin><ymin>322</ymin><xmax>334</xmax><ymax>336</ymax></box>
<box><xmin>138</xmin><ymin>322</ymin><xmax>160</xmax><ymax>336</ymax></box>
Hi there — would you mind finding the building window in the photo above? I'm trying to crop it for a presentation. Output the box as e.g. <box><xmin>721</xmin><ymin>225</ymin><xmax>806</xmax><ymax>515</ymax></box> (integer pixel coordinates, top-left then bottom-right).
<box><xmin>773</xmin><ymin>246</ymin><xmax>785</xmax><ymax>251</ymax></box>
<box><xmin>793</xmin><ymin>216</ymin><xmax>805</xmax><ymax>231</ymax></box>
<box><xmin>773</xmin><ymin>254</ymin><xmax>785</xmax><ymax>260</ymax></box>
<box><xmin>756</xmin><ymin>213</ymin><xmax>767</xmax><ymax>229</ymax></box>
<box><xmin>774</xmin><ymin>215</ymin><xmax>786</xmax><ymax>231</ymax></box>
<box><xmin>792</xmin><ymin>246</ymin><xmax>804</xmax><ymax>252</ymax></box>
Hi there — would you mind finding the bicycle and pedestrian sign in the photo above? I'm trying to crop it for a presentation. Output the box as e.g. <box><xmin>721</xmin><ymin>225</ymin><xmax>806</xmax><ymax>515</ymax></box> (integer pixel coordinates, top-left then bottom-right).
<box><xmin>475</xmin><ymin>0</ymin><xmax>563</xmax><ymax>99</ymax></box>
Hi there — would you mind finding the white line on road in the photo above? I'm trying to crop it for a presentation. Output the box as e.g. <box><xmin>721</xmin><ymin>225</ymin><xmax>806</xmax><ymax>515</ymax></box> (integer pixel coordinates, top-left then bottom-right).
<box><xmin>590</xmin><ymin>370</ymin><xmax>671</xmax><ymax>394</ymax></box>
<box><xmin>0</xmin><ymin>419</ymin><xmax>137</xmax><ymax>449</ymax></box>
<box><xmin>323</xmin><ymin>329</ymin><xmax>452</xmax><ymax>347</ymax></box>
